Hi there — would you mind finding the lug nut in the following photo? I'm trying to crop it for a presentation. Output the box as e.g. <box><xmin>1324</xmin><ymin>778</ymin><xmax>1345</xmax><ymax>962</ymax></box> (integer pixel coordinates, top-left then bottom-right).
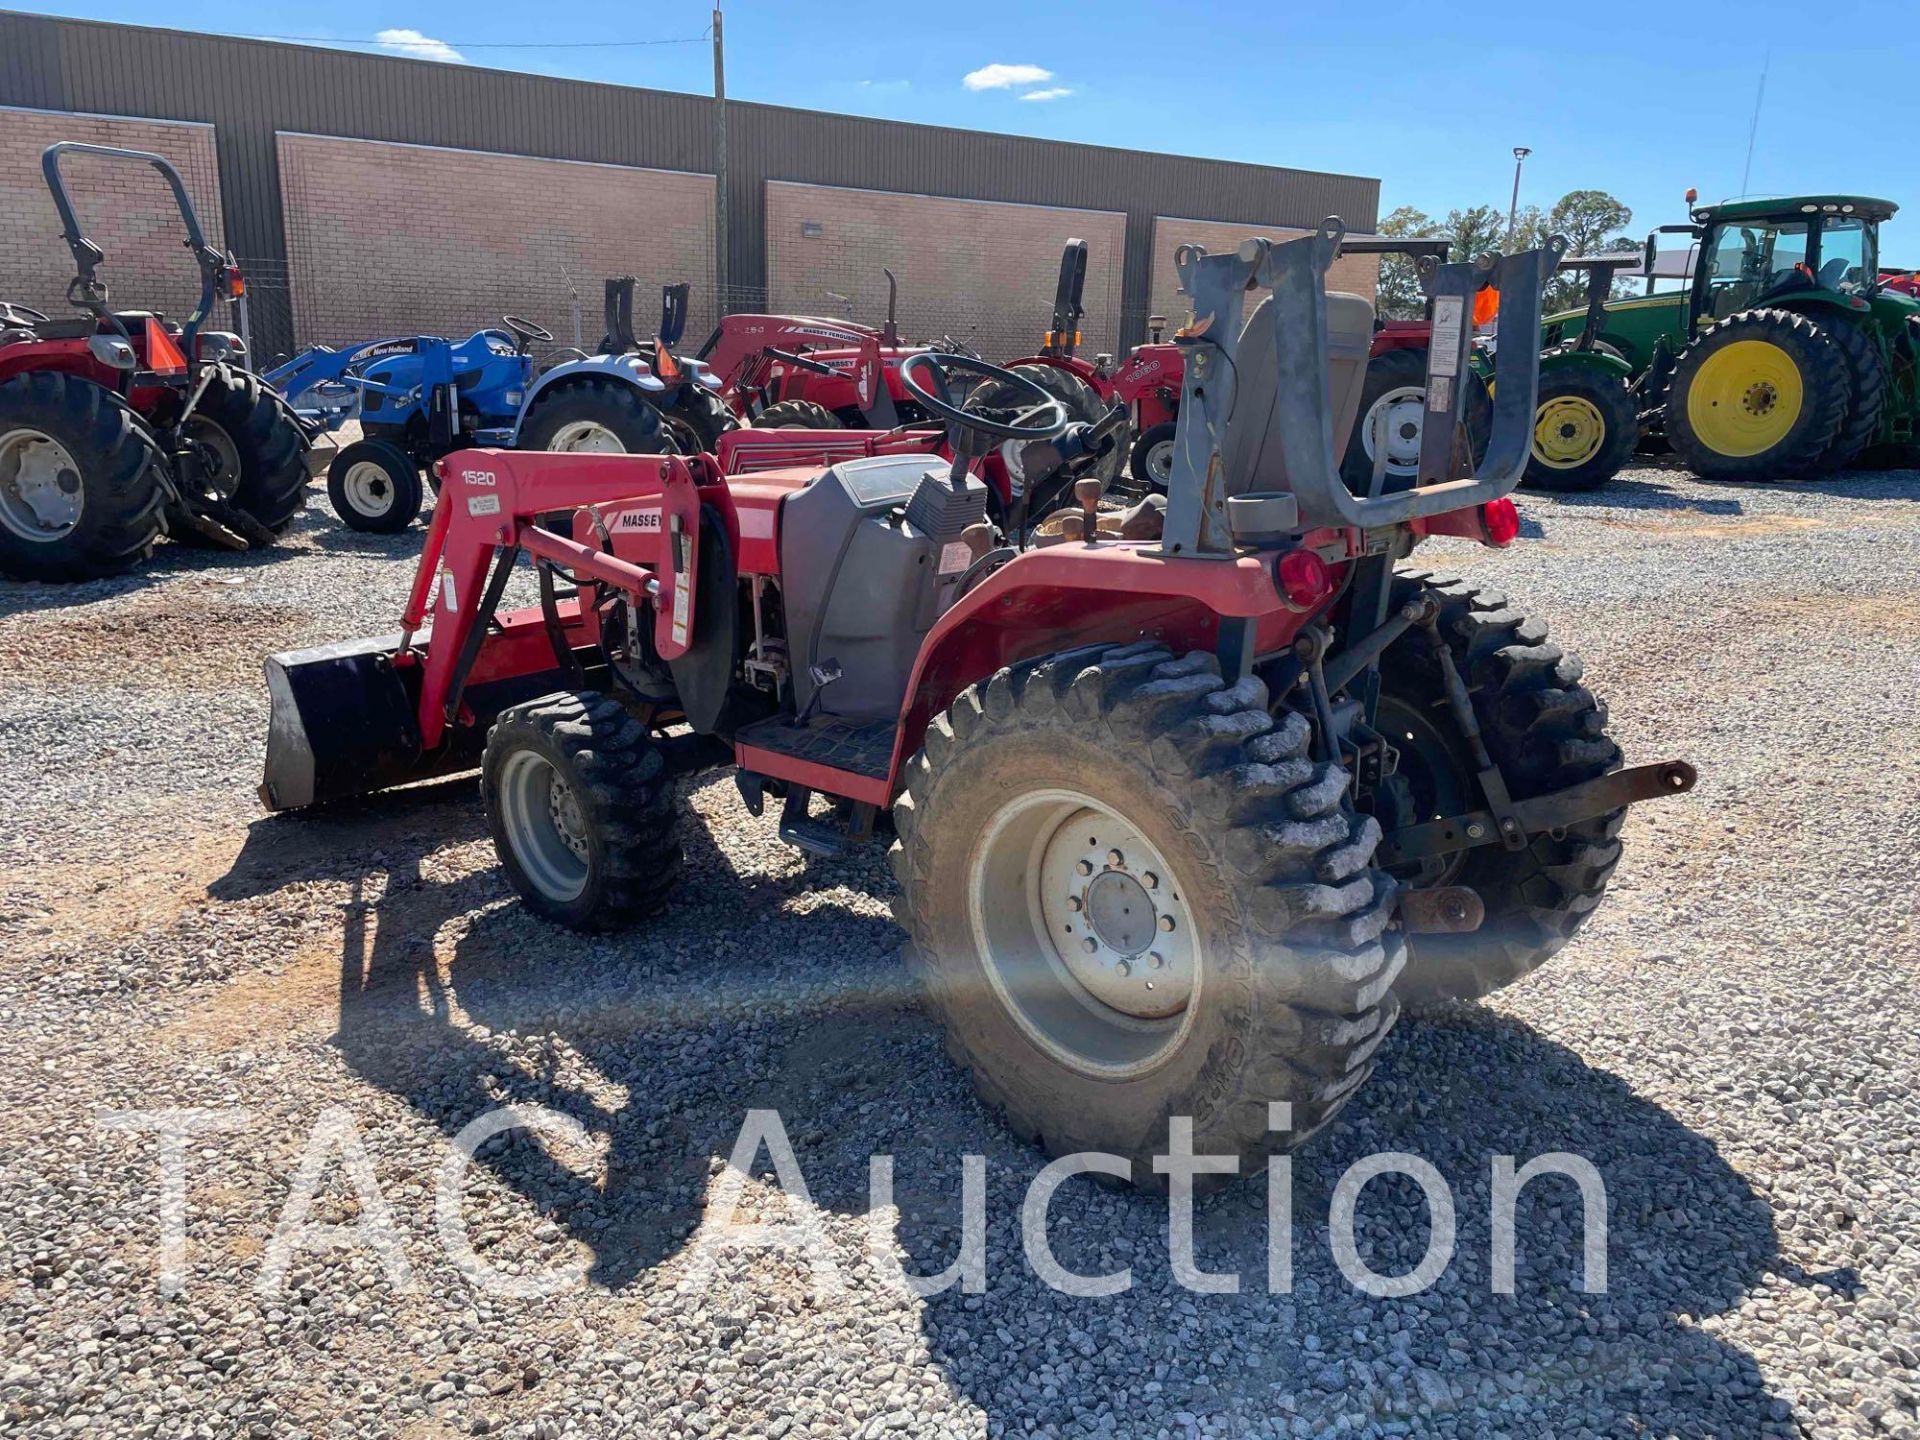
<box><xmin>1106</xmin><ymin>849</ymin><xmax>1125</xmax><ymax>868</ymax></box>
<box><xmin>1158</xmin><ymin>914</ymin><xmax>1176</xmax><ymax>933</ymax></box>
<box><xmin>1081</xmin><ymin>937</ymin><xmax>1099</xmax><ymax>954</ymax></box>
<box><xmin>1148</xmin><ymin>951</ymin><xmax>1166</xmax><ymax>969</ymax></box>
<box><xmin>1075</xmin><ymin>859</ymin><xmax>1094</xmax><ymax>876</ymax></box>
<box><xmin>1141</xmin><ymin>872</ymin><xmax>1159</xmax><ymax>890</ymax></box>
<box><xmin>1115</xmin><ymin>959</ymin><xmax>1133</xmax><ymax>978</ymax></box>
<box><xmin>1067</xmin><ymin>895</ymin><xmax>1084</xmax><ymax>912</ymax></box>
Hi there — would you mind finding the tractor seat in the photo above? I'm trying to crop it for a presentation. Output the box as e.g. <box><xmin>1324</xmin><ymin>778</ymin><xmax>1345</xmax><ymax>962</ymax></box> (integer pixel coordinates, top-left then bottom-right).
<box><xmin>21</xmin><ymin>310</ymin><xmax>168</xmax><ymax>340</ymax></box>
<box><xmin>1218</xmin><ymin>291</ymin><xmax>1375</xmax><ymax>497</ymax></box>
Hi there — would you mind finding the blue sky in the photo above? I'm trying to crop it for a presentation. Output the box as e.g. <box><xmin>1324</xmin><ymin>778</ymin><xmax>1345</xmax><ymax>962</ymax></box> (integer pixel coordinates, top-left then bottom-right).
<box><xmin>22</xmin><ymin>0</ymin><xmax>1920</xmax><ymax>260</ymax></box>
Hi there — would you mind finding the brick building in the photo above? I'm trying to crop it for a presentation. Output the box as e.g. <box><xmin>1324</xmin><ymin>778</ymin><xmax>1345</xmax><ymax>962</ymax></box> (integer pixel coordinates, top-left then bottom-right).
<box><xmin>0</xmin><ymin>11</ymin><xmax>1381</xmax><ymax>364</ymax></box>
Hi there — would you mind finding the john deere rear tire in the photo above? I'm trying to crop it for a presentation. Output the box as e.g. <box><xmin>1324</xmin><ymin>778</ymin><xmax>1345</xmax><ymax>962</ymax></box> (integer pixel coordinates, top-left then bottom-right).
<box><xmin>1376</xmin><ymin>573</ymin><xmax>1623</xmax><ymax>1003</ymax></box>
<box><xmin>892</xmin><ymin>644</ymin><xmax>1405</xmax><ymax>1182</ymax></box>
<box><xmin>0</xmin><ymin>372</ymin><xmax>166</xmax><ymax>581</ymax></box>
<box><xmin>1668</xmin><ymin>308</ymin><xmax>1850</xmax><ymax>481</ymax></box>
<box><xmin>519</xmin><ymin>379</ymin><xmax>676</xmax><ymax>454</ymax></box>
<box><xmin>1818</xmin><ymin>318</ymin><xmax>1886</xmax><ymax>471</ymax></box>
<box><xmin>483</xmin><ymin>690</ymin><xmax>683</xmax><ymax>931</ymax></box>
<box><xmin>191</xmin><ymin>368</ymin><xmax>310</xmax><ymax>534</ymax></box>
<box><xmin>753</xmin><ymin>399</ymin><xmax>841</xmax><ymax>429</ymax></box>
<box><xmin>1522</xmin><ymin>365</ymin><xmax>1639</xmax><ymax>492</ymax></box>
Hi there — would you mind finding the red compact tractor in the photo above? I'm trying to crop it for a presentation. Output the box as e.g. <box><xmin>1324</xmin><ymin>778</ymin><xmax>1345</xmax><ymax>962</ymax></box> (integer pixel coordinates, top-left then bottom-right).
<box><xmin>261</xmin><ymin>223</ymin><xmax>1693</xmax><ymax>1178</ymax></box>
<box><xmin>0</xmin><ymin>143</ymin><xmax>308</xmax><ymax>581</ymax></box>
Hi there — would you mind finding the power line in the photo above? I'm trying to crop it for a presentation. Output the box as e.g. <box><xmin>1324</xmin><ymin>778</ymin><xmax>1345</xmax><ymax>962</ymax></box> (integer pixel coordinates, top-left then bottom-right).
<box><xmin>248</xmin><ymin>29</ymin><xmax>710</xmax><ymax>51</ymax></box>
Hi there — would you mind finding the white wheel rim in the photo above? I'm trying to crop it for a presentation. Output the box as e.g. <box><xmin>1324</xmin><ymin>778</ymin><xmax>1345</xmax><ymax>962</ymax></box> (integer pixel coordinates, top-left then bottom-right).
<box><xmin>183</xmin><ymin>418</ymin><xmax>243</xmax><ymax>499</ymax></box>
<box><xmin>967</xmin><ymin>788</ymin><xmax>1199</xmax><ymax>1078</ymax></box>
<box><xmin>0</xmin><ymin>427</ymin><xmax>84</xmax><ymax>541</ymax></box>
<box><xmin>1359</xmin><ymin>384</ymin><xmax>1427</xmax><ymax>474</ymax></box>
<box><xmin>546</xmin><ymin>420</ymin><xmax>626</xmax><ymax>453</ymax></box>
<box><xmin>498</xmin><ymin>750</ymin><xmax>590</xmax><ymax>903</ymax></box>
<box><xmin>342</xmin><ymin>459</ymin><xmax>399</xmax><ymax>518</ymax></box>
<box><xmin>1145</xmin><ymin>437</ymin><xmax>1175</xmax><ymax>485</ymax></box>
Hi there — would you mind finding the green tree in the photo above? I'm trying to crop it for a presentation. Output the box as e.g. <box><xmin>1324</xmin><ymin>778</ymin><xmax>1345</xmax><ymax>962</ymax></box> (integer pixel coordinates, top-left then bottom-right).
<box><xmin>1542</xmin><ymin>189</ymin><xmax>1639</xmax><ymax>313</ymax></box>
<box><xmin>1375</xmin><ymin>205</ymin><xmax>1435</xmax><ymax>319</ymax></box>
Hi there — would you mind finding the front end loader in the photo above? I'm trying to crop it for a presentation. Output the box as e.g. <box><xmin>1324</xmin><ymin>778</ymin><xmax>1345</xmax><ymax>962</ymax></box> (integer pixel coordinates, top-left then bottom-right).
<box><xmin>260</xmin><ymin>221</ymin><xmax>1694</xmax><ymax>1180</ymax></box>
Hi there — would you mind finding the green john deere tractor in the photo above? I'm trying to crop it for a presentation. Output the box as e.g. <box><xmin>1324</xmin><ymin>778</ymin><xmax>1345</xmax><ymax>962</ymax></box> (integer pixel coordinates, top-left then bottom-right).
<box><xmin>1542</xmin><ymin>194</ymin><xmax>1918</xmax><ymax>481</ymax></box>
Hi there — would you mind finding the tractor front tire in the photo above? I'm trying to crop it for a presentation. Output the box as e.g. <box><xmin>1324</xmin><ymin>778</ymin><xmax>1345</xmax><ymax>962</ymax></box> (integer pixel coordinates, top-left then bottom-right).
<box><xmin>519</xmin><ymin>380</ymin><xmax>677</xmax><ymax>455</ymax></box>
<box><xmin>192</xmin><ymin>367</ymin><xmax>311</xmax><ymax>534</ymax></box>
<box><xmin>893</xmin><ymin>644</ymin><xmax>1405</xmax><ymax>1182</ymax></box>
<box><xmin>483</xmin><ymin>691</ymin><xmax>683</xmax><ymax>931</ymax></box>
<box><xmin>1339</xmin><ymin>347</ymin><xmax>1491</xmax><ymax>494</ymax></box>
<box><xmin>1668</xmin><ymin>308</ymin><xmax>1850</xmax><ymax>481</ymax></box>
<box><xmin>658</xmin><ymin>383</ymin><xmax>739</xmax><ymax>453</ymax></box>
<box><xmin>753</xmin><ymin>399</ymin><xmax>842</xmax><ymax>429</ymax></box>
<box><xmin>0</xmin><ymin>372</ymin><xmax>167</xmax><ymax>582</ymax></box>
<box><xmin>1128</xmin><ymin>420</ymin><xmax>1177</xmax><ymax>494</ymax></box>
<box><xmin>327</xmin><ymin>439</ymin><xmax>423</xmax><ymax>533</ymax></box>
<box><xmin>1377</xmin><ymin>573</ymin><xmax>1623</xmax><ymax>1003</ymax></box>
<box><xmin>1522</xmin><ymin>365</ymin><xmax>1639</xmax><ymax>492</ymax></box>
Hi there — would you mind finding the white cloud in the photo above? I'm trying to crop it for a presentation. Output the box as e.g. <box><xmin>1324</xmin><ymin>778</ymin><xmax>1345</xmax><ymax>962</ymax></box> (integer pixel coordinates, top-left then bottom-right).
<box><xmin>857</xmin><ymin>79</ymin><xmax>912</xmax><ymax>92</ymax></box>
<box><xmin>963</xmin><ymin>63</ymin><xmax>1052</xmax><ymax>91</ymax></box>
<box><xmin>1019</xmin><ymin>87</ymin><xmax>1074</xmax><ymax>102</ymax></box>
<box><xmin>375</xmin><ymin>28</ymin><xmax>465</xmax><ymax>63</ymax></box>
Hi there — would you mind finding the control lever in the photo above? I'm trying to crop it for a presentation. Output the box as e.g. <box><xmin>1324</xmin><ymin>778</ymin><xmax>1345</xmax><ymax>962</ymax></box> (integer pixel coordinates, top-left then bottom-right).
<box><xmin>1074</xmin><ymin>477</ymin><xmax>1103</xmax><ymax>547</ymax></box>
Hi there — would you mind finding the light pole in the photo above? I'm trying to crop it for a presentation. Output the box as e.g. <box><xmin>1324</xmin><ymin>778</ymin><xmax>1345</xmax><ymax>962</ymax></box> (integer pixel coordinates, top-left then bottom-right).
<box><xmin>1506</xmin><ymin>146</ymin><xmax>1532</xmax><ymax>248</ymax></box>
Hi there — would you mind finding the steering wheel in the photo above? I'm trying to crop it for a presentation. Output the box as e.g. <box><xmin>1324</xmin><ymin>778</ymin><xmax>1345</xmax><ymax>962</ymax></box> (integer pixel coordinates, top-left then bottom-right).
<box><xmin>899</xmin><ymin>352</ymin><xmax>1067</xmax><ymax>449</ymax></box>
<box><xmin>502</xmin><ymin>314</ymin><xmax>554</xmax><ymax>353</ymax></box>
<box><xmin>0</xmin><ymin>302</ymin><xmax>50</xmax><ymax>327</ymax></box>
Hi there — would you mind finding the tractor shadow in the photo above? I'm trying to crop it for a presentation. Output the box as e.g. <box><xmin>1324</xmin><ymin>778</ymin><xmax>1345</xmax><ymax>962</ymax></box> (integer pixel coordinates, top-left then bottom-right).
<box><xmin>215</xmin><ymin>787</ymin><xmax>1840</xmax><ymax>1436</ymax></box>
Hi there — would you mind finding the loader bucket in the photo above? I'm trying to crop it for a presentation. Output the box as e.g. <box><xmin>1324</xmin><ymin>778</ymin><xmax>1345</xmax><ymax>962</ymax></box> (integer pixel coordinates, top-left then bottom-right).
<box><xmin>260</xmin><ymin>635</ymin><xmax>433</xmax><ymax>811</ymax></box>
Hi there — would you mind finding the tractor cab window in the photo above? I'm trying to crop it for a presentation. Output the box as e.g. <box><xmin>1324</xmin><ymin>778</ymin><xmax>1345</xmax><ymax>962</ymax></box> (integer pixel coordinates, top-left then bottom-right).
<box><xmin>1703</xmin><ymin>221</ymin><xmax>1810</xmax><ymax>319</ymax></box>
<box><xmin>1817</xmin><ymin>217</ymin><xmax>1875</xmax><ymax>294</ymax></box>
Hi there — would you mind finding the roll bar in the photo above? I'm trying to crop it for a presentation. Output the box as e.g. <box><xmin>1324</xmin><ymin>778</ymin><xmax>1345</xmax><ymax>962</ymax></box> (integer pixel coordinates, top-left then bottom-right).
<box><xmin>41</xmin><ymin>141</ymin><xmax>227</xmax><ymax>348</ymax></box>
<box><xmin>1158</xmin><ymin>219</ymin><xmax>1565</xmax><ymax>554</ymax></box>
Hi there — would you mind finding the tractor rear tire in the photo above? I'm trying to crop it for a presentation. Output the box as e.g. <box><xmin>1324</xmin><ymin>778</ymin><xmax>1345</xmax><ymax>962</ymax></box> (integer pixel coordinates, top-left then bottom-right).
<box><xmin>519</xmin><ymin>379</ymin><xmax>677</xmax><ymax>455</ymax></box>
<box><xmin>753</xmin><ymin>399</ymin><xmax>842</xmax><ymax>429</ymax></box>
<box><xmin>892</xmin><ymin>644</ymin><xmax>1406</xmax><ymax>1183</ymax></box>
<box><xmin>483</xmin><ymin>690</ymin><xmax>683</xmax><ymax>931</ymax></box>
<box><xmin>1521</xmin><ymin>365</ymin><xmax>1639</xmax><ymax>492</ymax></box>
<box><xmin>972</xmin><ymin>362</ymin><xmax>1130</xmax><ymax>495</ymax></box>
<box><xmin>327</xmin><ymin>439</ymin><xmax>423</xmax><ymax>533</ymax></box>
<box><xmin>1668</xmin><ymin>308</ymin><xmax>1850</xmax><ymax>481</ymax></box>
<box><xmin>1339</xmin><ymin>347</ymin><xmax>1492</xmax><ymax>494</ymax></box>
<box><xmin>1376</xmin><ymin>573</ymin><xmax>1624</xmax><ymax>1003</ymax></box>
<box><xmin>190</xmin><ymin>368</ymin><xmax>310</xmax><ymax>535</ymax></box>
<box><xmin>658</xmin><ymin>383</ymin><xmax>739</xmax><ymax>453</ymax></box>
<box><xmin>1818</xmin><ymin>318</ymin><xmax>1886</xmax><ymax>471</ymax></box>
<box><xmin>0</xmin><ymin>372</ymin><xmax>167</xmax><ymax>582</ymax></box>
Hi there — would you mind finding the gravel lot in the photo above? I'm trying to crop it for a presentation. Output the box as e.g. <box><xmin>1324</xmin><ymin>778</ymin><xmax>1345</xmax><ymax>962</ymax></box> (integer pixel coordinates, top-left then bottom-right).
<box><xmin>2</xmin><ymin>461</ymin><xmax>1918</xmax><ymax>1439</ymax></box>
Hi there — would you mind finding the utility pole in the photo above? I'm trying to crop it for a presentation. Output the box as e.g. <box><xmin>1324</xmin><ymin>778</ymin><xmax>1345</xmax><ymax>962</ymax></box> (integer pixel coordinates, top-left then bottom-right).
<box><xmin>1506</xmin><ymin>146</ymin><xmax>1532</xmax><ymax>249</ymax></box>
<box><xmin>712</xmin><ymin>7</ymin><xmax>729</xmax><ymax>314</ymax></box>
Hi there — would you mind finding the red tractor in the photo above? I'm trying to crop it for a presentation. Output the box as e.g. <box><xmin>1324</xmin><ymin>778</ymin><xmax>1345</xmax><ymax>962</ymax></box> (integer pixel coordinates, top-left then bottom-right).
<box><xmin>0</xmin><ymin>143</ymin><xmax>308</xmax><ymax>582</ymax></box>
<box><xmin>261</xmin><ymin>223</ymin><xmax>1693</xmax><ymax>1179</ymax></box>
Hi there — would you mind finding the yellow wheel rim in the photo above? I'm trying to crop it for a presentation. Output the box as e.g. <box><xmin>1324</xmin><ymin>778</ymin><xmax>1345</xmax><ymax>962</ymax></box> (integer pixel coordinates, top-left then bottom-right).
<box><xmin>1685</xmin><ymin>340</ymin><xmax>1805</xmax><ymax>458</ymax></box>
<box><xmin>1532</xmin><ymin>395</ymin><xmax>1607</xmax><ymax>469</ymax></box>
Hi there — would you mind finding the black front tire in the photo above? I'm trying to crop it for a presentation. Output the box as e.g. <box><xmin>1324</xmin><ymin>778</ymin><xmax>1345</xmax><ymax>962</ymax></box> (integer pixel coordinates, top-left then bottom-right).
<box><xmin>482</xmin><ymin>691</ymin><xmax>683</xmax><ymax>931</ymax></box>
<box><xmin>1522</xmin><ymin>365</ymin><xmax>1639</xmax><ymax>492</ymax></box>
<box><xmin>1128</xmin><ymin>420</ymin><xmax>1177</xmax><ymax>494</ymax></box>
<box><xmin>658</xmin><ymin>383</ymin><xmax>738</xmax><ymax>453</ymax></box>
<box><xmin>753</xmin><ymin>399</ymin><xmax>842</xmax><ymax>429</ymax></box>
<box><xmin>0</xmin><ymin>372</ymin><xmax>167</xmax><ymax>582</ymax></box>
<box><xmin>326</xmin><ymin>439</ymin><xmax>423</xmax><ymax>533</ymax></box>
<box><xmin>893</xmin><ymin>644</ymin><xmax>1404</xmax><ymax>1181</ymax></box>
<box><xmin>1376</xmin><ymin>574</ymin><xmax>1624</xmax><ymax>1002</ymax></box>
<box><xmin>1339</xmin><ymin>347</ymin><xmax>1491</xmax><ymax>494</ymax></box>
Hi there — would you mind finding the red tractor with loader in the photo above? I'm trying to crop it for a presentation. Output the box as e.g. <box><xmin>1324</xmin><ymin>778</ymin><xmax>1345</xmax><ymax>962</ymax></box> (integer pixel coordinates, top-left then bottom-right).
<box><xmin>0</xmin><ymin>142</ymin><xmax>308</xmax><ymax>581</ymax></box>
<box><xmin>261</xmin><ymin>223</ymin><xmax>1693</xmax><ymax>1178</ymax></box>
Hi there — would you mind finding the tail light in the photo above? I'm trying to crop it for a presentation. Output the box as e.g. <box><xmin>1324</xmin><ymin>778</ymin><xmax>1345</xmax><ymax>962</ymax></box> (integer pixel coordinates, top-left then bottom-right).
<box><xmin>1472</xmin><ymin>287</ymin><xmax>1500</xmax><ymax>327</ymax></box>
<box><xmin>1275</xmin><ymin>547</ymin><xmax>1335</xmax><ymax>611</ymax></box>
<box><xmin>223</xmin><ymin>265</ymin><xmax>246</xmax><ymax>300</ymax></box>
<box><xmin>1482</xmin><ymin>497</ymin><xmax>1520</xmax><ymax>547</ymax></box>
